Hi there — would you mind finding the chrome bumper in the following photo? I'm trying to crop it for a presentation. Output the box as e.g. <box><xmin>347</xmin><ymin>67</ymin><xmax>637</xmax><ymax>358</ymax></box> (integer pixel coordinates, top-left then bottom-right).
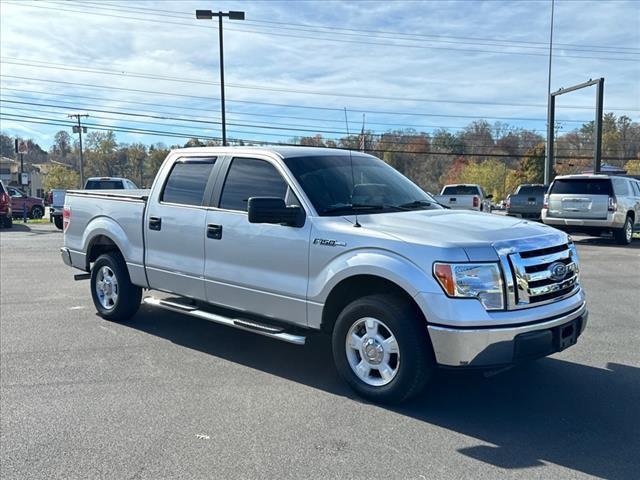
<box><xmin>60</xmin><ymin>247</ymin><xmax>73</xmax><ymax>267</ymax></box>
<box><xmin>428</xmin><ymin>302</ymin><xmax>588</xmax><ymax>367</ymax></box>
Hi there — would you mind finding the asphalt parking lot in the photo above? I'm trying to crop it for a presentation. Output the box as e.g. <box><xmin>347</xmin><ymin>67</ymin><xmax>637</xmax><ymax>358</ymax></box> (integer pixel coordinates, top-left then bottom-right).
<box><xmin>1</xmin><ymin>223</ymin><xmax>639</xmax><ymax>480</ymax></box>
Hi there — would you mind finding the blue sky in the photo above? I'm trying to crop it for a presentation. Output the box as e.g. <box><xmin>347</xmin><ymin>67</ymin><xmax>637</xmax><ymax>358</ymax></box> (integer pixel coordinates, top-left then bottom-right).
<box><xmin>0</xmin><ymin>0</ymin><xmax>638</xmax><ymax>150</ymax></box>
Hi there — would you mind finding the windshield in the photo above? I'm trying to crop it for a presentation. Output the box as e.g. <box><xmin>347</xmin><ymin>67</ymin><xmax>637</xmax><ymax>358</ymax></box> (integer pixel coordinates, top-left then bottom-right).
<box><xmin>85</xmin><ymin>180</ymin><xmax>124</xmax><ymax>190</ymax></box>
<box><xmin>550</xmin><ymin>179</ymin><xmax>612</xmax><ymax>195</ymax></box>
<box><xmin>441</xmin><ymin>185</ymin><xmax>480</xmax><ymax>195</ymax></box>
<box><xmin>283</xmin><ymin>154</ymin><xmax>441</xmax><ymax>216</ymax></box>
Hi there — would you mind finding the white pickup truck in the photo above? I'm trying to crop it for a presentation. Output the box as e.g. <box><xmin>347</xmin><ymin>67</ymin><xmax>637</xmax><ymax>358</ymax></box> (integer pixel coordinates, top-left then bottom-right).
<box><xmin>62</xmin><ymin>147</ymin><xmax>588</xmax><ymax>403</ymax></box>
<box><xmin>435</xmin><ymin>184</ymin><xmax>493</xmax><ymax>211</ymax></box>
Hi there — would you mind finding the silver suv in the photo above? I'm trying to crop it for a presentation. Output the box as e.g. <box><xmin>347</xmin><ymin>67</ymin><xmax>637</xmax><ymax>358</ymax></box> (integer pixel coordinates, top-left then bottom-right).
<box><xmin>542</xmin><ymin>174</ymin><xmax>640</xmax><ymax>245</ymax></box>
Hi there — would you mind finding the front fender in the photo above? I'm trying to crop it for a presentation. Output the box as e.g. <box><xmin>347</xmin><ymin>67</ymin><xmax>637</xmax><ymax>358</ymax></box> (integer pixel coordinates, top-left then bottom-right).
<box><xmin>308</xmin><ymin>248</ymin><xmax>441</xmax><ymax>305</ymax></box>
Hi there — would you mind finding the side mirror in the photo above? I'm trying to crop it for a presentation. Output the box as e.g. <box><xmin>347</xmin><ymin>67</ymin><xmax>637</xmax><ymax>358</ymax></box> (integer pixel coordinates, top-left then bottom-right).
<box><xmin>248</xmin><ymin>197</ymin><xmax>305</xmax><ymax>228</ymax></box>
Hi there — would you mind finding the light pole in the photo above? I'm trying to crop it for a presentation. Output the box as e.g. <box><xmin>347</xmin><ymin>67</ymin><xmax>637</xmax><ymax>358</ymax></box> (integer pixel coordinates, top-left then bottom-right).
<box><xmin>196</xmin><ymin>9</ymin><xmax>245</xmax><ymax>146</ymax></box>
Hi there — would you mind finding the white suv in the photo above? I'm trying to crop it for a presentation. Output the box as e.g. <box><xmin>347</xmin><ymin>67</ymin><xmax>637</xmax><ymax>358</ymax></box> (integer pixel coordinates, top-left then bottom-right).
<box><xmin>542</xmin><ymin>175</ymin><xmax>640</xmax><ymax>245</ymax></box>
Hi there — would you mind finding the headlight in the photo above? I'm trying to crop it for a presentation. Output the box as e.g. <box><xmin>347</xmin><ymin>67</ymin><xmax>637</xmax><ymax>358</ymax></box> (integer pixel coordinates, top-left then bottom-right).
<box><xmin>433</xmin><ymin>262</ymin><xmax>504</xmax><ymax>310</ymax></box>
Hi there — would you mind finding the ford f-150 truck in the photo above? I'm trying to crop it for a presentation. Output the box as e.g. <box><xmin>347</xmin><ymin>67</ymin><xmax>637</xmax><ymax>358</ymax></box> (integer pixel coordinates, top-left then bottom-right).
<box><xmin>61</xmin><ymin>147</ymin><xmax>588</xmax><ymax>403</ymax></box>
<box><xmin>434</xmin><ymin>184</ymin><xmax>493</xmax><ymax>212</ymax></box>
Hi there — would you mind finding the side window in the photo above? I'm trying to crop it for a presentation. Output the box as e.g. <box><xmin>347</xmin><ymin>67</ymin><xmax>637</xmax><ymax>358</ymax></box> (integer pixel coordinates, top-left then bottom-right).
<box><xmin>161</xmin><ymin>158</ymin><xmax>216</xmax><ymax>206</ymax></box>
<box><xmin>219</xmin><ymin>158</ymin><xmax>288</xmax><ymax>211</ymax></box>
<box><xmin>612</xmin><ymin>178</ymin><xmax>629</xmax><ymax>196</ymax></box>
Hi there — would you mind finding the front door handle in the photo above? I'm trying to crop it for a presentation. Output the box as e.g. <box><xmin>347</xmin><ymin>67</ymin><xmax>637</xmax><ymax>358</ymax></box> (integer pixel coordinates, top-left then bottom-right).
<box><xmin>207</xmin><ymin>224</ymin><xmax>223</xmax><ymax>240</ymax></box>
<box><xmin>149</xmin><ymin>216</ymin><xmax>162</xmax><ymax>231</ymax></box>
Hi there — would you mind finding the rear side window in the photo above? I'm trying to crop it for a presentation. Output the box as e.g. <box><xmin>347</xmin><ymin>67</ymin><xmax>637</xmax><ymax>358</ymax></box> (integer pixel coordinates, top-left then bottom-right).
<box><xmin>219</xmin><ymin>158</ymin><xmax>288</xmax><ymax>211</ymax></box>
<box><xmin>611</xmin><ymin>178</ymin><xmax>629</xmax><ymax>196</ymax></box>
<box><xmin>161</xmin><ymin>159</ymin><xmax>216</xmax><ymax>206</ymax></box>
<box><xmin>442</xmin><ymin>185</ymin><xmax>480</xmax><ymax>195</ymax></box>
<box><xmin>550</xmin><ymin>179</ymin><xmax>613</xmax><ymax>196</ymax></box>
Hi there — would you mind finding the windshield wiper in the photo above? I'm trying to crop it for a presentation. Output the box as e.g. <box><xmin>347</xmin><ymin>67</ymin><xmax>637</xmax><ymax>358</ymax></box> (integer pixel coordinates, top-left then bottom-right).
<box><xmin>321</xmin><ymin>204</ymin><xmax>406</xmax><ymax>215</ymax></box>
<box><xmin>397</xmin><ymin>200</ymin><xmax>434</xmax><ymax>210</ymax></box>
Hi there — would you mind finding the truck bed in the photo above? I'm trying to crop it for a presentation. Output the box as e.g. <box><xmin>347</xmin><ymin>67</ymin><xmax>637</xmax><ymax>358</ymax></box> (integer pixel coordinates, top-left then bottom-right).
<box><xmin>63</xmin><ymin>189</ymin><xmax>150</xmax><ymax>285</ymax></box>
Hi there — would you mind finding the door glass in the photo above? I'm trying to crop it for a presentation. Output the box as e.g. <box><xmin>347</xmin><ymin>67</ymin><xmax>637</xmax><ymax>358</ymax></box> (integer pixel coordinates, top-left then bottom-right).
<box><xmin>219</xmin><ymin>158</ymin><xmax>288</xmax><ymax>211</ymax></box>
<box><xmin>161</xmin><ymin>159</ymin><xmax>216</xmax><ymax>206</ymax></box>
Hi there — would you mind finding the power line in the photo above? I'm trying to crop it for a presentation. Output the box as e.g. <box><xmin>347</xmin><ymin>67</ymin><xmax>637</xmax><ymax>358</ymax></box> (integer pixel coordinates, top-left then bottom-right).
<box><xmin>0</xmin><ymin>86</ymin><xmax>598</xmax><ymax>125</ymax></box>
<box><xmin>3</xmin><ymin>73</ymin><xmax>637</xmax><ymax>113</ymax></box>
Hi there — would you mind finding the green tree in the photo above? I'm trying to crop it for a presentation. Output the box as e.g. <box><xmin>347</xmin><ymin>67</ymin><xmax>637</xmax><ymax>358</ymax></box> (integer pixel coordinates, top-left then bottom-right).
<box><xmin>625</xmin><ymin>158</ymin><xmax>640</xmax><ymax>175</ymax></box>
<box><xmin>43</xmin><ymin>165</ymin><xmax>80</xmax><ymax>190</ymax></box>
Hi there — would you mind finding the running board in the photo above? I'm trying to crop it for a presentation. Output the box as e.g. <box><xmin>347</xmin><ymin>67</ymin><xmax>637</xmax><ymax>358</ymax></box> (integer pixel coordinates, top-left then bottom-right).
<box><xmin>142</xmin><ymin>297</ymin><xmax>306</xmax><ymax>345</ymax></box>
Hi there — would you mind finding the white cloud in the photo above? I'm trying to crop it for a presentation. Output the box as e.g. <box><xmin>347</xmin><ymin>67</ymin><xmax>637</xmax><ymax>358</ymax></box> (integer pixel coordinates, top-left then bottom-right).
<box><xmin>0</xmin><ymin>0</ymin><xmax>638</xmax><ymax>148</ymax></box>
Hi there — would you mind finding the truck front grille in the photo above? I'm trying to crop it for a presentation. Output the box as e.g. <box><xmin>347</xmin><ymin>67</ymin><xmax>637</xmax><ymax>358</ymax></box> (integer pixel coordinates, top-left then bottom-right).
<box><xmin>504</xmin><ymin>242</ymin><xmax>580</xmax><ymax>309</ymax></box>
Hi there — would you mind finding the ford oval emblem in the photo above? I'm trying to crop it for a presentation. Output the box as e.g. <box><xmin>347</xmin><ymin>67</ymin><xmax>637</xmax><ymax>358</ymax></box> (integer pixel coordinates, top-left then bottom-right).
<box><xmin>548</xmin><ymin>261</ymin><xmax>568</xmax><ymax>282</ymax></box>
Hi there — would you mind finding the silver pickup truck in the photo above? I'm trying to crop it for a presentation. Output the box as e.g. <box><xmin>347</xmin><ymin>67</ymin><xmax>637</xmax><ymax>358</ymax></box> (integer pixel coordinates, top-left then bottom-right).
<box><xmin>434</xmin><ymin>184</ymin><xmax>493</xmax><ymax>212</ymax></box>
<box><xmin>61</xmin><ymin>146</ymin><xmax>588</xmax><ymax>403</ymax></box>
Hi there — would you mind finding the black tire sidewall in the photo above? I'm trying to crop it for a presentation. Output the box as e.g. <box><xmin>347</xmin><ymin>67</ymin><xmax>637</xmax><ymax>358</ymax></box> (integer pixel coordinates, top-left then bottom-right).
<box><xmin>53</xmin><ymin>216</ymin><xmax>63</xmax><ymax>230</ymax></box>
<box><xmin>90</xmin><ymin>253</ymin><xmax>141</xmax><ymax>321</ymax></box>
<box><xmin>614</xmin><ymin>217</ymin><xmax>633</xmax><ymax>245</ymax></box>
<box><xmin>332</xmin><ymin>295</ymin><xmax>434</xmax><ymax>404</ymax></box>
<box><xmin>31</xmin><ymin>206</ymin><xmax>44</xmax><ymax>219</ymax></box>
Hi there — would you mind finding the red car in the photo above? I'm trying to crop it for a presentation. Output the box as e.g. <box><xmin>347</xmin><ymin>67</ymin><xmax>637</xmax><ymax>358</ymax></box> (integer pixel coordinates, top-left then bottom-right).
<box><xmin>0</xmin><ymin>180</ymin><xmax>12</xmax><ymax>228</ymax></box>
<box><xmin>7</xmin><ymin>186</ymin><xmax>45</xmax><ymax>219</ymax></box>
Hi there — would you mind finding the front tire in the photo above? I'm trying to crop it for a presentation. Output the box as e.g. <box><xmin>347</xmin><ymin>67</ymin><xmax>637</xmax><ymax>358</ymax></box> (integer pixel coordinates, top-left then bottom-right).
<box><xmin>332</xmin><ymin>294</ymin><xmax>435</xmax><ymax>404</ymax></box>
<box><xmin>90</xmin><ymin>252</ymin><xmax>141</xmax><ymax>321</ymax></box>
<box><xmin>613</xmin><ymin>216</ymin><xmax>633</xmax><ymax>245</ymax></box>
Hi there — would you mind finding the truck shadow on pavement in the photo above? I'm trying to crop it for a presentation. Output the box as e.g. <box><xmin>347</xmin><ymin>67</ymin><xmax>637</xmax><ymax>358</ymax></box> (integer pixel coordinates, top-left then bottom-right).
<box><xmin>128</xmin><ymin>304</ymin><xmax>639</xmax><ymax>480</ymax></box>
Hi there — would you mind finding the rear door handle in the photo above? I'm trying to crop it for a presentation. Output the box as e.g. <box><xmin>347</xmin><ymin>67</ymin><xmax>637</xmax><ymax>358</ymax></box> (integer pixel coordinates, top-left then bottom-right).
<box><xmin>207</xmin><ymin>224</ymin><xmax>223</xmax><ymax>240</ymax></box>
<box><xmin>149</xmin><ymin>216</ymin><xmax>162</xmax><ymax>231</ymax></box>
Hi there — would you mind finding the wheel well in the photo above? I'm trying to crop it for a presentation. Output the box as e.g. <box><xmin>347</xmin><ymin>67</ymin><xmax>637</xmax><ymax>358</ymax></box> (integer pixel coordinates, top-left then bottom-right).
<box><xmin>86</xmin><ymin>235</ymin><xmax>121</xmax><ymax>269</ymax></box>
<box><xmin>320</xmin><ymin>275</ymin><xmax>423</xmax><ymax>334</ymax></box>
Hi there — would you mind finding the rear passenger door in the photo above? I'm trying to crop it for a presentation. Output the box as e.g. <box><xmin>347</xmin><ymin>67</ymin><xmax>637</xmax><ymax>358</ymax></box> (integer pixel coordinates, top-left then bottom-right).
<box><xmin>203</xmin><ymin>156</ymin><xmax>310</xmax><ymax>326</ymax></box>
<box><xmin>145</xmin><ymin>157</ymin><xmax>218</xmax><ymax>300</ymax></box>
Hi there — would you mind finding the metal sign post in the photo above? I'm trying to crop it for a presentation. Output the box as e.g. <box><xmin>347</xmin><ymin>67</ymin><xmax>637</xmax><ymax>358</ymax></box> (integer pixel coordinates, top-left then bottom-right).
<box><xmin>545</xmin><ymin>78</ymin><xmax>604</xmax><ymax>184</ymax></box>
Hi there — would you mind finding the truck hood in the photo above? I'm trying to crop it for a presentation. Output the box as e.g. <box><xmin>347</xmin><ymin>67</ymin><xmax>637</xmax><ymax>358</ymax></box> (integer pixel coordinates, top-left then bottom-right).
<box><xmin>354</xmin><ymin>209</ymin><xmax>562</xmax><ymax>257</ymax></box>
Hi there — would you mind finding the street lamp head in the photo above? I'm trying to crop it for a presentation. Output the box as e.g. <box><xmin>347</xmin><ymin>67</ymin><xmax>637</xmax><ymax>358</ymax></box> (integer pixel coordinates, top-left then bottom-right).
<box><xmin>228</xmin><ymin>11</ymin><xmax>245</xmax><ymax>20</ymax></box>
<box><xmin>195</xmin><ymin>9</ymin><xmax>213</xmax><ymax>19</ymax></box>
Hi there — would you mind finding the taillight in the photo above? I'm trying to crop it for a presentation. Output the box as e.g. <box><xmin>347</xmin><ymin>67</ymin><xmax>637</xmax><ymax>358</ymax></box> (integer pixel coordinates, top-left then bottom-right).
<box><xmin>473</xmin><ymin>196</ymin><xmax>479</xmax><ymax>208</ymax></box>
<box><xmin>608</xmin><ymin>196</ymin><xmax>617</xmax><ymax>212</ymax></box>
<box><xmin>543</xmin><ymin>194</ymin><xmax>549</xmax><ymax>209</ymax></box>
<box><xmin>0</xmin><ymin>192</ymin><xmax>8</xmax><ymax>204</ymax></box>
<box><xmin>63</xmin><ymin>206</ymin><xmax>71</xmax><ymax>232</ymax></box>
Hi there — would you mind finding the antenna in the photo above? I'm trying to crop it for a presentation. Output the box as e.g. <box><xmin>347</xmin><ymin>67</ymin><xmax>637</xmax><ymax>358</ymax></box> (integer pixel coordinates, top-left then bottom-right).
<box><xmin>343</xmin><ymin>107</ymin><xmax>361</xmax><ymax>228</ymax></box>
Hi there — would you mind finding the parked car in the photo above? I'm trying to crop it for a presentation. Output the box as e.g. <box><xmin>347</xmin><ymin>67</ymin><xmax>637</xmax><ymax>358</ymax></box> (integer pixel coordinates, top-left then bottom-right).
<box><xmin>542</xmin><ymin>174</ymin><xmax>640</xmax><ymax>245</ymax></box>
<box><xmin>49</xmin><ymin>188</ymin><xmax>67</xmax><ymax>230</ymax></box>
<box><xmin>7</xmin><ymin>186</ymin><xmax>45</xmax><ymax>219</ymax></box>
<box><xmin>434</xmin><ymin>184</ymin><xmax>493</xmax><ymax>212</ymax></box>
<box><xmin>84</xmin><ymin>177</ymin><xmax>138</xmax><ymax>190</ymax></box>
<box><xmin>62</xmin><ymin>147</ymin><xmax>587</xmax><ymax>404</ymax></box>
<box><xmin>506</xmin><ymin>184</ymin><xmax>548</xmax><ymax>219</ymax></box>
<box><xmin>0</xmin><ymin>180</ymin><xmax>12</xmax><ymax>228</ymax></box>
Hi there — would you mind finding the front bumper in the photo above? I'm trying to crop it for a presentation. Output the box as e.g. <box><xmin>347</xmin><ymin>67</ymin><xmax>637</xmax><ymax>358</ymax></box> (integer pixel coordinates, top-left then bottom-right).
<box><xmin>427</xmin><ymin>302</ymin><xmax>587</xmax><ymax>367</ymax></box>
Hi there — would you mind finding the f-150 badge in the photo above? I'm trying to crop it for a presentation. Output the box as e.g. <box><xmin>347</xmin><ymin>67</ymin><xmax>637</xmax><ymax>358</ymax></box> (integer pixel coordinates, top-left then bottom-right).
<box><xmin>313</xmin><ymin>238</ymin><xmax>347</xmax><ymax>247</ymax></box>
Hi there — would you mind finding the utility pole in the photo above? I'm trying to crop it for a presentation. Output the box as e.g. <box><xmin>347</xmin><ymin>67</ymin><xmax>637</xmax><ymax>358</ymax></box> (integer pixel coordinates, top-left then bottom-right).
<box><xmin>68</xmin><ymin>114</ymin><xmax>89</xmax><ymax>188</ymax></box>
<box><xmin>195</xmin><ymin>9</ymin><xmax>245</xmax><ymax>146</ymax></box>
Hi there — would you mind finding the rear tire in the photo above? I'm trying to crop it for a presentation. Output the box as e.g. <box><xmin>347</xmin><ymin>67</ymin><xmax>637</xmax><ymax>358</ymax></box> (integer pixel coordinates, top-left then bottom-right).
<box><xmin>613</xmin><ymin>216</ymin><xmax>633</xmax><ymax>245</ymax></box>
<box><xmin>30</xmin><ymin>205</ymin><xmax>44</xmax><ymax>219</ymax></box>
<box><xmin>90</xmin><ymin>252</ymin><xmax>141</xmax><ymax>321</ymax></box>
<box><xmin>53</xmin><ymin>216</ymin><xmax>63</xmax><ymax>230</ymax></box>
<box><xmin>332</xmin><ymin>294</ymin><xmax>435</xmax><ymax>404</ymax></box>
<box><xmin>2</xmin><ymin>215</ymin><xmax>12</xmax><ymax>228</ymax></box>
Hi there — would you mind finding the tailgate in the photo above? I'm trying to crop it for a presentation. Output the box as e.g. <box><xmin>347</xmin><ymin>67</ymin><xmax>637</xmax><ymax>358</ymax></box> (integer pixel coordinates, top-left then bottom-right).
<box><xmin>435</xmin><ymin>195</ymin><xmax>474</xmax><ymax>209</ymax></box>
<box><xmin>548</xmin><ymin>194</ymin><xmax>609</xmax><ymax>219</ymax></box>
<box><xmin>546</xmin><ymin>178</ymin><xmax>612</xmax><ymax>220</ymax></box>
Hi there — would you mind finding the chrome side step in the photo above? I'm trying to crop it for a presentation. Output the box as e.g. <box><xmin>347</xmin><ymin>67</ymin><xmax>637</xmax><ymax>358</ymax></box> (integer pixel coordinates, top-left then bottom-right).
<box><xmin>142</xmin><ymin>297</ymin><xmax>306</xmax><ymax>345</ymax></box>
